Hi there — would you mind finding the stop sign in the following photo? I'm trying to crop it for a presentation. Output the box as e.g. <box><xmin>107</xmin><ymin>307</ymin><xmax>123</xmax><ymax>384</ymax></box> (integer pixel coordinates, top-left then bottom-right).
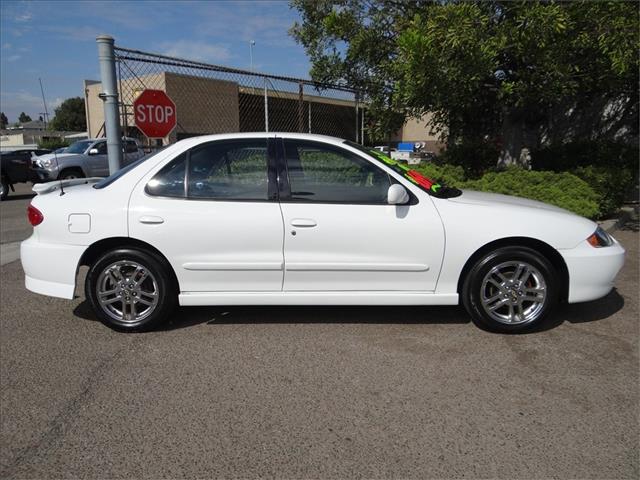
<box><xmin>133</xmin><ymin>89</ymin><xmax>177</xmax><ymax>138</ymax></box>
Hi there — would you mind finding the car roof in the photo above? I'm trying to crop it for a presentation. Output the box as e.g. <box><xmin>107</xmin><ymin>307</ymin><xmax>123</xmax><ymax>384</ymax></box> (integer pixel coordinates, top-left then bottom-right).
<box><xmin>172</xmin><ymin>132</ymin><xmax>347</xmax><ymax>150</ymax></box>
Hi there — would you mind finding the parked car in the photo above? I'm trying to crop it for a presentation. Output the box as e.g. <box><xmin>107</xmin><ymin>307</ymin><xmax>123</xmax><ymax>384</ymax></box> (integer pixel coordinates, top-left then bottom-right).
<box><xmin>0</xmin><ymin>148</ymin><xmax>51</xmax><ymax>200</ymax></box>
<box><xmin>32</xmin><ymin>138</ymin><xmax>143</xmax><ymax>181</ymax></box>
<box><xmin>21</xmin><ymin>133</ymin><xmax>625</xmax><ymax>333</ymax></box>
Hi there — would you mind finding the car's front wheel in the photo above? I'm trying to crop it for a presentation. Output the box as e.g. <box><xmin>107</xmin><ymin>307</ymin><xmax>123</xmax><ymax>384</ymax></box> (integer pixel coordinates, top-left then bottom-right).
<box><xmin>59</xmin><ymin>168</ymin><xmax>85</xmax><ymax>180</ymax></box>
<box><xmin>85</xmin><ymin>248</ymin><xmax>177</xmax><ymax>332</ymax></box>
<box><xmin>462</xmin><ymin>246</ymin><xmax>559</xmax><ymax>333</ymax></box>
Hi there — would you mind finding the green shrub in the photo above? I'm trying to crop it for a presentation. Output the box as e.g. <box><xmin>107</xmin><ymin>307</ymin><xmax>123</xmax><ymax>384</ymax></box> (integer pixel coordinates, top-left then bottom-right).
<box><xmin>574</xmin><ymin>165</ymin><xmax>636</xmax><ymax>217</ymax></box>
<box><xmin>410</xmin><ymin>162</ymin><xmax>466</xmax><ymax>185</ymax></box>
<box><xmin>38</xmin><ymin>138</ymin><xmax>70</xmax><ymax>150</ymax></box>
<box><xmin>462</xmin><ymin>168</ymin><xmax>601</xmax><ymax>219</ymax></box>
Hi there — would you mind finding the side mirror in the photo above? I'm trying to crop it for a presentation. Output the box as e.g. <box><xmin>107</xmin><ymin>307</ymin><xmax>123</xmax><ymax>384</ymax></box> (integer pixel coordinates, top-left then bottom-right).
<box><xmin>387</xmin><ymin>184</ymin><xmax>409</xmax><ymax>205</ymax></box>
<box><xmin>88</xmin><ymin>148</ymin><xmax>99</xmax><ymax>155</ymax></box>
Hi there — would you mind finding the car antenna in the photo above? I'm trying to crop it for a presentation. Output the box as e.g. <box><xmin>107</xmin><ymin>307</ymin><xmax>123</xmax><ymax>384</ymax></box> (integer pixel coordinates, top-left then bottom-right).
<box><xmin>39</xmin><ymin>77</ymin><xmax>64</xmax><ymax>195</ymax></box>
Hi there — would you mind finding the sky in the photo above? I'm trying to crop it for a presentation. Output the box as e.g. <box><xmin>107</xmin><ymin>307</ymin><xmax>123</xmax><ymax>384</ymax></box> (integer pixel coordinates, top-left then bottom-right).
<box><xmin>0</xmin><ymin>0</ymin><xmax>311</xmax><ymax>123</ymax></box>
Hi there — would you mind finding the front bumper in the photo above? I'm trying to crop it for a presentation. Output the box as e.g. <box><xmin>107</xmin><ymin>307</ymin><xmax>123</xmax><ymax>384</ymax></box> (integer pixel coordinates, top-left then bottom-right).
<box><xmin>31</xmin><ymin>167</ymin><xmax>58</xmax><ymax>182</ymax></box>
<box><xmin>560</xmin><ymin>237</ymin><xmax>626</xmax><ymax>303</ymax></box>
<box><xmin>21</xmin><ymin>236</ymin><xmax>86</xmax><ymax>299</ymax></box>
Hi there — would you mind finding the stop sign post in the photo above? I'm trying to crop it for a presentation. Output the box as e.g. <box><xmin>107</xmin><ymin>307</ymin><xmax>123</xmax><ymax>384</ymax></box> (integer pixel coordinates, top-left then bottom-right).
<box><xmin>133</xmin><ymin>89</ymin><xmax>177</xmax><ymax>138</ymax></box>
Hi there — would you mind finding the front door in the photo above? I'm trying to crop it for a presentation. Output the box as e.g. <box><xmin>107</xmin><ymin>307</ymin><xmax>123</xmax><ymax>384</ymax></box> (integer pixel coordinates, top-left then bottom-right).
<box><xmin>278</xmin><ymin>139</ymin><xmax>445</xmax><ymax>292</ymax></box>
<box><xmin>129</xmin><ymin>138</ymin><xmax>284</xmax><ymax>292</ymax></box>
<box><xmin>88</xmin><ymin>141</ymin><xmax>110</xmax><ymax>177</ymax></box>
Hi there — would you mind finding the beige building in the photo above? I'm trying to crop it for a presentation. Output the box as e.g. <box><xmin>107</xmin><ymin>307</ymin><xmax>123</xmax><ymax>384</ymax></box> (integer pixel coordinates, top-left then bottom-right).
<box><xmin>84</xmin><ymin>71</ymin><xmax>443</xmax><ymax>150</ymax></box>
<box><xmin>392</xmin><ymin>113</ymin><xmax>444</xmax><ymax>153</ymax></box>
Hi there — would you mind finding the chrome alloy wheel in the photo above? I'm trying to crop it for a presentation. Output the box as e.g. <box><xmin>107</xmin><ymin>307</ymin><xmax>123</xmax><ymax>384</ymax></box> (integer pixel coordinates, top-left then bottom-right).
<box><xmin>480</xmin><ymin>261</ymin><xmax>547</xmax><ymax>325</ymax></box>
<box><xmin>96</xmin><ymin>260</ymin><xmax>159</xmax><ymax>323</ymax></box>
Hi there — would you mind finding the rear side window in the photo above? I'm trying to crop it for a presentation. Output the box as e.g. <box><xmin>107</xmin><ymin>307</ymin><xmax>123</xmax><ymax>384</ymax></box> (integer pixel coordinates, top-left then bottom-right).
<box><xmin>283</xmin><ymin>140</ymin><xmax>390</xmax><ymax>204</ymax></box>
<box><xmin>145</xmin><ymin>153</ymin><xmax>187</xmax><ymax>197</ymax></box>
<box><xmin>145</xmin><ymin>139</ymin><xmax>270</xmax><ymax>201</ymax></box>
<box><xmin>187</xmin><ymin>140</ymin><xmax>268</xmax><ymax>200</ymax></box>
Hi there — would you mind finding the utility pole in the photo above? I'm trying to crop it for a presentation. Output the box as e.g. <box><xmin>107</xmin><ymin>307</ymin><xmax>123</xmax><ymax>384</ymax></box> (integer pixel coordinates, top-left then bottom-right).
<box><xmin>38</xmin><ymin>78</ymin><xmax>49</xmax><ymax>128</ymax></box>
<box><xmin>96</xmin><ymin>35</ymin><xmax>123</xmax><ymax>174</ymax></box>
<box><xmin>249</xmin><ymin>40</ymin><xmax>255</xmax><ymax>71</ymax></box>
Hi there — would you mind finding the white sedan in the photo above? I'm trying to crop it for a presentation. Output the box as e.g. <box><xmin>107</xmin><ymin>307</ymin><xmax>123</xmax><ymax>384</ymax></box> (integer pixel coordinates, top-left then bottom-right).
<box><xmin>21</xmin><ymin>133</ymin><xmax>625</xmax><ymax>333</ymax></box>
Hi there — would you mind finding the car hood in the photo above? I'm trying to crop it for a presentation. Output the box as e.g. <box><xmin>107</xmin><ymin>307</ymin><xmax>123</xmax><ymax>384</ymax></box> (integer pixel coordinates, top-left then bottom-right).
<box><xmin>36</xmin><ymin>152</ymin><xmax>74</xmax><ymax>161</ymax></box>
<box><xmin>449</xmin><ymin>190</ymin><xmax>574</xmax><ymax>215</ymax></box>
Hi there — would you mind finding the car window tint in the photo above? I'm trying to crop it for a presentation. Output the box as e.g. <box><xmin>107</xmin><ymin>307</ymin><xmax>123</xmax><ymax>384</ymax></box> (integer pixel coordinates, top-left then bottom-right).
<box><xmin>284</xmin><ymin>140</ymin><xmax>390</xmax><ymax>204</ymax></box>
<box><xmin>145</xmin><ymin>153</ymin><xmax>186</xmax><ymax>197</ymax></box>
<box><xmin>187</xmin><ymin>139</ymin><xmax>268</xmax><ymax>200</ymax></box>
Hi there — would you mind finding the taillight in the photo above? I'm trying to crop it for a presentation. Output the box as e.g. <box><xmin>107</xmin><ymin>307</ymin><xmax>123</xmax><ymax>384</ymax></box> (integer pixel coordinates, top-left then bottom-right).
<box><xmin>27</xmin><ymin>204</ymin><xmax>44</xmax><ymax>226</ymax></box>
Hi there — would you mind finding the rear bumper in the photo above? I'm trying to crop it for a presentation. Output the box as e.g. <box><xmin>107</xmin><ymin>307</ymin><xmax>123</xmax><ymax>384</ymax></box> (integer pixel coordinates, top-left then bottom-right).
<box><xmin>21</xmin><ymin>236</ymin><xmax>86</xmax><ymax>299</ymax></box>
<box><xmin>560</xmin><ymin>238</ymin><xmax>626</xmax><ymax>303</ymax></box>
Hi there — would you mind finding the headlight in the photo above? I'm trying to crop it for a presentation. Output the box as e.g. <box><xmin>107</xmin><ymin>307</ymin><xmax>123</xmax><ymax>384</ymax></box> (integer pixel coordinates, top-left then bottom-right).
<box><xmin>36</xmin><ymin>158</ymin><xmax>54</xmax><ymax>168</ymax></box>
<box><xmin>587</xmin><ymin>226</ymin><xmax>614</xmax><ymax>248</ymax></box>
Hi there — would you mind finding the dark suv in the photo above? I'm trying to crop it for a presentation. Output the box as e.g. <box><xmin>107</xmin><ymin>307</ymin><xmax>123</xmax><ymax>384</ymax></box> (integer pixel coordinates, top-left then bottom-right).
<box><xmin>0</xmin><ymin>149</ymin><xmax>51</xmax><ymax>200</ymax></box>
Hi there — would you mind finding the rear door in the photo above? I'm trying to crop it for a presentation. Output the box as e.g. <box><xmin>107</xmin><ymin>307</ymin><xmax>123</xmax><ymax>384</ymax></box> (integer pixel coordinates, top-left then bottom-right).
<box><xmin>277</xmin><ymin>138</ymin><xmax>445</xmax><ymax>292</ymax></box>
<box><xmin>129</xmin><ymin>137</ymin><xmax>285</xmax><ymax>292</ymax></box>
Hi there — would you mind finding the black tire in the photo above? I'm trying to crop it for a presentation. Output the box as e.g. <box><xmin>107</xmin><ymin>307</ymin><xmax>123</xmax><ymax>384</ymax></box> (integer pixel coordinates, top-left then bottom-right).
<box><xmin>85</xmin><ymin>248</ymin><xmax>177</xmax><ymax>332</ymax></box>
<box><xmin>0</xmin><ymin>177</ymin><xmax>8</xmax><ymax>201</ymax></box>
<box><xmin>461</xmin><ymin>246</ymin><xmax>559</xmax><ymax>333</ymax></box>
<box><xmin>59</xmin><ymin>168</ymin><xmax>85</xmax><ymax>180</ymax></box>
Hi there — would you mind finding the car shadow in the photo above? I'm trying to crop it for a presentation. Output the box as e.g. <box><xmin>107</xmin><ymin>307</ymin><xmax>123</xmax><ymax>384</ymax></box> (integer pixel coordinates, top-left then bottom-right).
<box><xmin>526</xmin><ymin>288</ymin><xmax>626</xmax><ymax>333</ymax></box>
<box><xmin>3</xmin><ymin>193</ymin><xmax>35</xmax><ymax>201</ymax></box>
<box><xmin>72</xmin><ymin>288</ymin><xmax>625</xmax><ymax>333</ymax></box>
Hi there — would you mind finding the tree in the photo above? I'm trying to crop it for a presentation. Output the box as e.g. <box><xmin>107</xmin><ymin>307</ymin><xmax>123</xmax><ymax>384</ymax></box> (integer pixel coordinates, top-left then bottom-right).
<box><xmin>291</xmin><ymin>1</ymin><xmax>639</xmax><ymax>168</ymax></box>
<box><xmin>0</xmin><ymin>112</ymin><xmax>7</xmax><ymax>129</ymax></box>
<box><xmin>49</xmin><ymin>97</ymin><xmax>86</xmax><ymax>132</ymax></box>
<box><xmin>18</xmin><ymin>112</ymin><xmax>32</xmax><ymax>123</ymax></box>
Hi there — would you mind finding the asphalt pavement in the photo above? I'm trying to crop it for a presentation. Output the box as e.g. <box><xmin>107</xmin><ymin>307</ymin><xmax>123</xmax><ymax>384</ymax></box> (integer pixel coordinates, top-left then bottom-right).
<box><xmin>0</xmin><ymin>183</ymin><xmax>638</xmax><ymax>479</ymax></box>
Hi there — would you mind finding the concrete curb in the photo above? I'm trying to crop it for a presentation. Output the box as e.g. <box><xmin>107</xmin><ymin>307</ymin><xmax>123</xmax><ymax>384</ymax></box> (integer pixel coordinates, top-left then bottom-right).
<box><xmin>599</xmin><ymin>206</ymin><xmax>638</xmax><ymax>234</ymax></box>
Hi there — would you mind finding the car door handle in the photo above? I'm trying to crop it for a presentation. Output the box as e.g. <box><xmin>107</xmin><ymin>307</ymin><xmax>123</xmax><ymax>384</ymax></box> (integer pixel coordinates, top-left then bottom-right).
<box><xmin>291</xmin><ymin>218</ymin><xmax>317</xmax><ymax>228</ymax></box>
<box><xmin>139</xmin><ymin>215</ymin><xmax>164</xmax><ymax>224</ymax></box>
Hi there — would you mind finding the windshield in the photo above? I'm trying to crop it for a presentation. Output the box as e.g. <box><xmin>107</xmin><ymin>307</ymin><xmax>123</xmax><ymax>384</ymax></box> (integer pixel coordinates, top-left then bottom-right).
<box><xmin>66</xmin><ymin>140</ymin><xmax>94</xmax><ymax>154</ymax></box>
<box><xmin>93</xmin><ymin>148</ymin><xmax>167</xmax><ymax>189</ymax></box>
<box><xmin>344</xmin><ymin>140</ymin><xmax>461</xmax><ymax>198</ymax></box>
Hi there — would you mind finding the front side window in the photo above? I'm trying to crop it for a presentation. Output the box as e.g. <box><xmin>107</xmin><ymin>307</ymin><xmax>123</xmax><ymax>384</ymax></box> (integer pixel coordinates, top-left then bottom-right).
<box><xmin>283</xmin><ymin>140</ymin><xmax>390</xmax><ymax>204</ymax></box>
<box><xmin>145</xmin><ymin>139</ymin><xmax>270</xmax><ymax>201</ymax></box>
<box><xmin>66</xmin><ymin>140</ymin><xmax>93</xmax><ymax>154</ymax></box>
<box><xmin>94</xmin><ymin>142</ymin><xmax>108</xmax><ymax>155</ymax></box>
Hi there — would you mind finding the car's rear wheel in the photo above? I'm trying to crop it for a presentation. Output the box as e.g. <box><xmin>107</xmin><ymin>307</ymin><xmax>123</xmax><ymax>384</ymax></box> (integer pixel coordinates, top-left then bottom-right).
<box><xmin>0</xmin><ymin>177</ymin><xmax>8</xmax><ymax>201</ymax></box>
<box><xmin>462</xmin><ymin>246</ymin><xmax>558</xmax><ymax>333</ymax></box>
<box><xmin>85</xmin><ymin>248</ymin><xmax>177</xmax><ymax>332</ymax></box>
<box><xmin>59</xmin><ymin>168</ymin><xmax>85</xmax><ymax>180</ymax></box>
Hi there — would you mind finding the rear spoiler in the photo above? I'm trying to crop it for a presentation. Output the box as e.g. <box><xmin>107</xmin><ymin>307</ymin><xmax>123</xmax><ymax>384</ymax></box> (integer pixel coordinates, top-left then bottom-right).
<box><xmin>32</xmin><ymin>177</ymin><xmax>103</xmax><ymax>195</ymax></box>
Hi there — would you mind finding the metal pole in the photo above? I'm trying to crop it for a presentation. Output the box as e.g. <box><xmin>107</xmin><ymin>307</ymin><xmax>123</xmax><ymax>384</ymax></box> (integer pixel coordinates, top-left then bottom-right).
<box><xmin>361</xmin><ymin>106</ymin><xmax>365</xmax><ymax>145</ymax></box>
<box><xmin>298</xmin><ymin>82</ymin><xmax>304</xmax><ymax>133</ymax></box>
<box><xmin>308</xmin><ymin>101</ymin><xmax>311</xmax><ymax>133</ymax></box>
<box><xmin>264</xmin><ymin>77</ymin><xmax>269</xmax><ymax>133</ymax></box>
<box><xmin>355</xmin><ymin>92</ymin><xmax>359</xmax><ymax>143</ymax></box>
<box><xmin>96</xmin><ymin>35</ymin><xmax>122</xmax><ymax>174</ymax></box>
<box><xmin>249</xmin><ymin>40</ymin><xmax>255</xmax><ymax>71</ymax></box>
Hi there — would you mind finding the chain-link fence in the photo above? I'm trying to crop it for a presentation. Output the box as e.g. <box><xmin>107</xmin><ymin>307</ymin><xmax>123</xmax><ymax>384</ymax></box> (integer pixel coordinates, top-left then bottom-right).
<box><xmin>109</xmin><ymin>45</ymin><xmax>365</xmax><ymax>147</ymax></box>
